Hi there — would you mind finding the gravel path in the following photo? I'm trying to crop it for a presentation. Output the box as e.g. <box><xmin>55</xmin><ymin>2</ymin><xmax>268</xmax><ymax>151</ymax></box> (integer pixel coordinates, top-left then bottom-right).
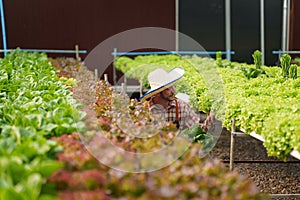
<box><xmin>208</xmin><ymin>128</ymin><xmax>300</xmax><ymax>199</ymax></box>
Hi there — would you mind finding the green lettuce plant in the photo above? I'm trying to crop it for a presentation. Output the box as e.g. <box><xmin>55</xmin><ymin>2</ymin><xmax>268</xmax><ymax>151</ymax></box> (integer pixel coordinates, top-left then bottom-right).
<box><xmin>281</xmin><ymin>54</ymin><xmax>291</xmax><ymax>78</ymax></box>
<box><xmin>289</xmin><ymin>64</ymin><xmax>298</xmax><ymax>79</ymax></box>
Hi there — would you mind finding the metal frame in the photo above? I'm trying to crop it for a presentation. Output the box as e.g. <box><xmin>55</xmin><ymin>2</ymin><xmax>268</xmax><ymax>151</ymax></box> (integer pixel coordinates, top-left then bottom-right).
<box><xmin>272</xmin><ymin>50</ymin><xmax>300</xmax><ymax>61</ymax></box>
<box><xmin>229</xmin><ymin>120</ymin><xmax>300</xmax><ymax>170</ymax></box>
<box><xmin>229</xmin><ymin>118</ymin><xmax>300</xmax><ymax>198</ymax></box>
<box><xmin>229</xmin><ymin>122</ymin><xmax>300</xmax><ymax>168</ymax></box>
<box><xmin>111</xmin><ymin>48</ymin><xmax>235</xmax><ymax>94</ymax></box>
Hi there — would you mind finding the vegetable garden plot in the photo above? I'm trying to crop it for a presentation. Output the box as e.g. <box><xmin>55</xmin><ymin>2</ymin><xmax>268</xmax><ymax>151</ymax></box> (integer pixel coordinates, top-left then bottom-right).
<box><xmin>0</xmin><ymin>51</ymin><xmax>85</xmax><ymax>199</ymax></box>
<box><xmin>56</xmin><ymin>57</ymin><xmax>267</xmax><ymax>199</ymax></box>
<box><xmin>0</xmin><ymin>51</ymin><xmax>269</xmax><ymax>199</ymax></box>
<box><xmin>114</xmin><ymin>54</ymin><xmax>300</xmax><ymax>161</ymax></box>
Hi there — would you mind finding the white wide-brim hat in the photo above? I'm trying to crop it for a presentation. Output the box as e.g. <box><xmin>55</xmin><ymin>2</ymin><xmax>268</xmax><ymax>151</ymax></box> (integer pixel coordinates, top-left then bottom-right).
<box><xmin>139</xmin><ymin>67</ymin><xmax>184</xmax><ymax>101</ymax></box>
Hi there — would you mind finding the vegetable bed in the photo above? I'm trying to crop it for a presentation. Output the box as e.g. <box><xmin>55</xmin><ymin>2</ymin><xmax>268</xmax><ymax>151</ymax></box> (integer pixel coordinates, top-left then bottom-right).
<box><xmin>114</xmin><ymin>53</ymin><xmax>300</xmax><ymax>160</ymax></box>
<box><xmin>0</xmin><ymin>51</ymin><xmax>85</xmax><ymax>199</ymax></box>
<box><xmin>0</xmin><ymin>51</ymin><xmax>268</xmax><ymax>199</ymax></box>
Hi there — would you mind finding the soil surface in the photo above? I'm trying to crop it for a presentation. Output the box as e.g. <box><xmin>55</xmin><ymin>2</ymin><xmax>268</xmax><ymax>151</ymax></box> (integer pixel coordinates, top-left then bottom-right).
<box><xmin>208</xmin><ymin>128</ymin><xmax>300</xmax><ymax>200</ymax></box>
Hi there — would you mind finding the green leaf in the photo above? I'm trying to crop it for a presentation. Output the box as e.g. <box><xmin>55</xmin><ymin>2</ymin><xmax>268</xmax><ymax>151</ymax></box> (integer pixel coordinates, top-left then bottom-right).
<box><xmin>41</xmin><ymin>124</ymin><xmax>58</xmax><ymax>132</ymax></box>
<box><xmin>20</xmin><ymin>173</ymin><xmax>43</xmax><ymax>200</ymax></box>
<box><xmin>0</xmin><ymin>188</ymin><xmax>26</xmax><ymax>200</ymax></box>
<box><xmin>33</xmin><ymin>160</ymin><xmax>63</xmax><ymax>177</ymax></box>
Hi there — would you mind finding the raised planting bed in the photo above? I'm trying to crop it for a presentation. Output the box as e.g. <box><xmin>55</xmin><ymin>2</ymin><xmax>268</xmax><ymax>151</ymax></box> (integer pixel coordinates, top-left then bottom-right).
<box><xmin>114</xmin><ymin>53</ymin><xmax>300</xmax><ymax>161</ymax></box>
<box><xmin>46</xmin><ymin>55</ymin><xmax>268</xmax><ymax>199</ymax></box>
<box><xmin>0</xmin><ymin>51</ymin><xmax>85</xmax><ymax>199</ymax></box>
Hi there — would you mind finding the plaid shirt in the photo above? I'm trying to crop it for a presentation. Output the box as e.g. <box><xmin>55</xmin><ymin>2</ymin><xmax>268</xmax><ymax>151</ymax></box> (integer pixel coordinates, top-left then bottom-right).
<box><xmin>149</xmin><ymin>98</ymin><xmax>200</xmax><ymax>129</ymax></box>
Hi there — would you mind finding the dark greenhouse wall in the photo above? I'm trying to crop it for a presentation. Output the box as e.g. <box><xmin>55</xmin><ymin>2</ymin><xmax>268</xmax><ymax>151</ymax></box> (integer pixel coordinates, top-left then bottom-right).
<box><xmin>179</xmin><ymin>0</ymin><xmax>225</xmax><ymax>53</ymax></box>
<box><xmin>179</xmin><ymin>0</ymin><xmax>283</xmax><ymax>65</ymax></box>
<box><xmin>231</xmin><ymin>0</ymin><xmax>283</xmax><ymax>65</ymax></box>
<box><xmin>0</xmin><ymin>0</ymin><xmax>175</xmax><ymax>58</ymax></box>
<box><xmin>290</xmin><ymin>0</ymin><xmax>300</xmax><ymax>55</ymax></box>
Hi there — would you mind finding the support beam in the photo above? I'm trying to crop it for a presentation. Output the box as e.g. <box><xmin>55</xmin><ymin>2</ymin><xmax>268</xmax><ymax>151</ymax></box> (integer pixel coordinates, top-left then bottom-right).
<box><xmin>225</xmin><ymin>0</ymin><xmax>231</xmax><ymax>61</ymax></box>
<box><xmin>260</xmin><ymin>0</ymin><xmax>265</xmax><ymax>65</ymax></box>
<box><xmin>282</xmin><ymin>0</ymin><xmax>289</xmax><ymax>51</ymax></box>
<box><xmin>175</xmin><ymin>0</ymin><xmax>179</xmax><ymax>51</ymax></box>
<box><xmin>0</xmin><ymin>0</ymin><xmax>7</xmax><ymax>56</ymax></box>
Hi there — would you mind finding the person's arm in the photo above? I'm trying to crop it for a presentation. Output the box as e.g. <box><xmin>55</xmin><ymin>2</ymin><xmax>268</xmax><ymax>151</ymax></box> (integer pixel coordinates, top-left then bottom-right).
<box><xmin>182</xmin><ymin>102</ymin><xmax>200</xmax><ymax>129</ymax></box>
<box><xmin>199</xmin><ymin>111</ymin><xmax>215</xmax><ymax>132</ymax></box>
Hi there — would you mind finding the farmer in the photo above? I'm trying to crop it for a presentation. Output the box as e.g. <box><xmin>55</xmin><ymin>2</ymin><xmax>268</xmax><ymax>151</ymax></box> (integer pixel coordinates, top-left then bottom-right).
<box><xmin>139</xmin><ymin>67</ymin><xmax>214</xmax><ymax>131</ymax></box>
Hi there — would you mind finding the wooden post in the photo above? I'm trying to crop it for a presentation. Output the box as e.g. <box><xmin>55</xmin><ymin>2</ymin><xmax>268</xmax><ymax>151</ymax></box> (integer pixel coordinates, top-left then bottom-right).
<box><xmin>139</xmin><ymin>81</ymin><xmax>143</xmax><ymax>97</ymax></box>
<box><xmin>95</xmin><ymin>69</ymin><xmax>98</xmax><ymax>81</ymax></box>
<box><xmin>123</xmin><ymin>63</ymin><xmax>127</xmax><ymax>93</ymax></box>
<box><xmin>230</xmin><ymin>118</ymin><xmax>235</xmax><ymax>171</ymax></box>
<box><xmin>121</xmin><ymin>83</ymin><xmax>125</xmax><ymax>96</ymax></box>
<box><xmin>113</xmin><ymin>48</ymin><xmax>117</xmax><ymax>85</ymax></box>
<box><xmin>104</xmin><ymin>74</ymin><xmax>108</xmax><ymax>82</ymax></box>
<box><xmin>75</xmin><ymin>45</ymin><xmax>80</xmax><ymax>61</ymax></box>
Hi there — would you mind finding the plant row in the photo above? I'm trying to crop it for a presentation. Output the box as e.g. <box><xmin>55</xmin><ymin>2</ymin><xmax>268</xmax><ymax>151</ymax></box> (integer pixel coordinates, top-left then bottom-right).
<box><xmin>0</xmin><ymin>51</ymin><xmax>269</xmax><ymax>199</ymax></box>
<box><xmin>114</xmin><ymin>53</ymin><xmax>300</xmax><ymax>160</ymax></box>
<box><xmin>48</xmin><ymin>55</ymin><xmax>267</xmax><ymax>199</ymax></box>
<box><xmin>0</xmin><ymin>50</ymin><xmax>85</xmax><ymax>199</ymax></box>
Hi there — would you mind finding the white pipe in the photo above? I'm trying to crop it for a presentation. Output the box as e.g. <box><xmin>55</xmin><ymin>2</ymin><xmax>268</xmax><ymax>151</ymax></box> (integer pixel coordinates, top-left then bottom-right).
<box><xmin>240</xmin><ymin>128</ymin><xmax>300</xmax><ymax>160</ymax></box>
<box><xmin>113</xmin><ymin>48</ymin><xmax>117</xmax><ymax>85</ymax></box>
<box><xmin>260</xmin><ymin>0</ymin><xmax>265</xmax><ymax>65</ymax></box>
<box><xmin>175</xmin><ymin>0</ymin><xmax>179</xmax><ymax>51</ymax></box>
<box><xmin>225</xmin><ymin>0</ymin><xmax>231</xmax><ymax>61</ymax></box>
<box><xmin>0</xmin><ymin>48</ymin><xmax>87</xmax><ymax>54</ymax></box>
<box><xmin>0</xmin><ymin>0</ymin><xmax>7</xmax><ymax>56</ymax></box>
<box><xmin>282</xmin><ymin>0</ymin><xmax>288</xmax><ymax>52</ymax></box>
<box><xmin>286</xmin><ymin>0</ymin><xmax>290</xmax><ymax>50</ymax></box>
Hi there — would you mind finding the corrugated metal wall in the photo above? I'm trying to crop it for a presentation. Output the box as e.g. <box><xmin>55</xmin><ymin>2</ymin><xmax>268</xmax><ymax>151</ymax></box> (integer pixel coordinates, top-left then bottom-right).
<box><xmin>290</xmin><ymin>0</ymin><xmax>300</xmax><ymax>54</ymax></box>
<box><xmin>0</xmin><ymin>0</ymin><xmax>175</xmax><ymax>58</ymax></box>
<box><xmin>179</xmin><ymin>0</ymin><xmax>285</xmax><ymax>66</ymax></box>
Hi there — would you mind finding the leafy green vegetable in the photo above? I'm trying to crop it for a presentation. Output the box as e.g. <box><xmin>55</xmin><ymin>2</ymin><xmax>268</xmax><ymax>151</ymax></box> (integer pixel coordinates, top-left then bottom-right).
<box><xmin>181</xmin><ymin>124</ymin><xmax>215</xmax><ymax>152</ymax></box>
<box><xmin>240</xmin><ymin>50</ymin><xmax>267</xmax><ymax>79</ymax></box>
<box><xmin>281</xmin><ymin>54</ymin><xmax>291</xmax><ymax>78</ymax></box>
<box><xmin>289</xmin><ymin>64</ymin><xmax>298</xmax><ymax>79</ymax></box>
<box><xmin>252</xmin><ymin>50</ymin><xmax>262</xmax><ymax>69</ymax></box>
<box><xmin>0</xmin><ymin>50</ymin><xmax>85</xmax><ymax>199</ymax></box>
<box><xmin>240</xmin><ymin>67</ymin><xmax>267</xmax><ymax>79</ymax></box>
<box><xmin>216</xmin><ymin>51</ymin><xmax>223</xmax><ymax>68</ymax></box>
<box><xmin>114</xmin><ymin>54</ymin><xmax>300</xmax><ymax>160</ymax></box>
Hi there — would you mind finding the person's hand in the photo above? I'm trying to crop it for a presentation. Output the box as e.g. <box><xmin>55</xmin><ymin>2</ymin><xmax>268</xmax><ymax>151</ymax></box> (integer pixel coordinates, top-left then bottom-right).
<box><xmin>199</xmin><ymin>111</ymin><xmax>215</xmax><ymax>132</ymax></box>
<box><xmin>199</xmin><ymin>123</ymin><xmax>208</xmax><ymax>132</ymax></box>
